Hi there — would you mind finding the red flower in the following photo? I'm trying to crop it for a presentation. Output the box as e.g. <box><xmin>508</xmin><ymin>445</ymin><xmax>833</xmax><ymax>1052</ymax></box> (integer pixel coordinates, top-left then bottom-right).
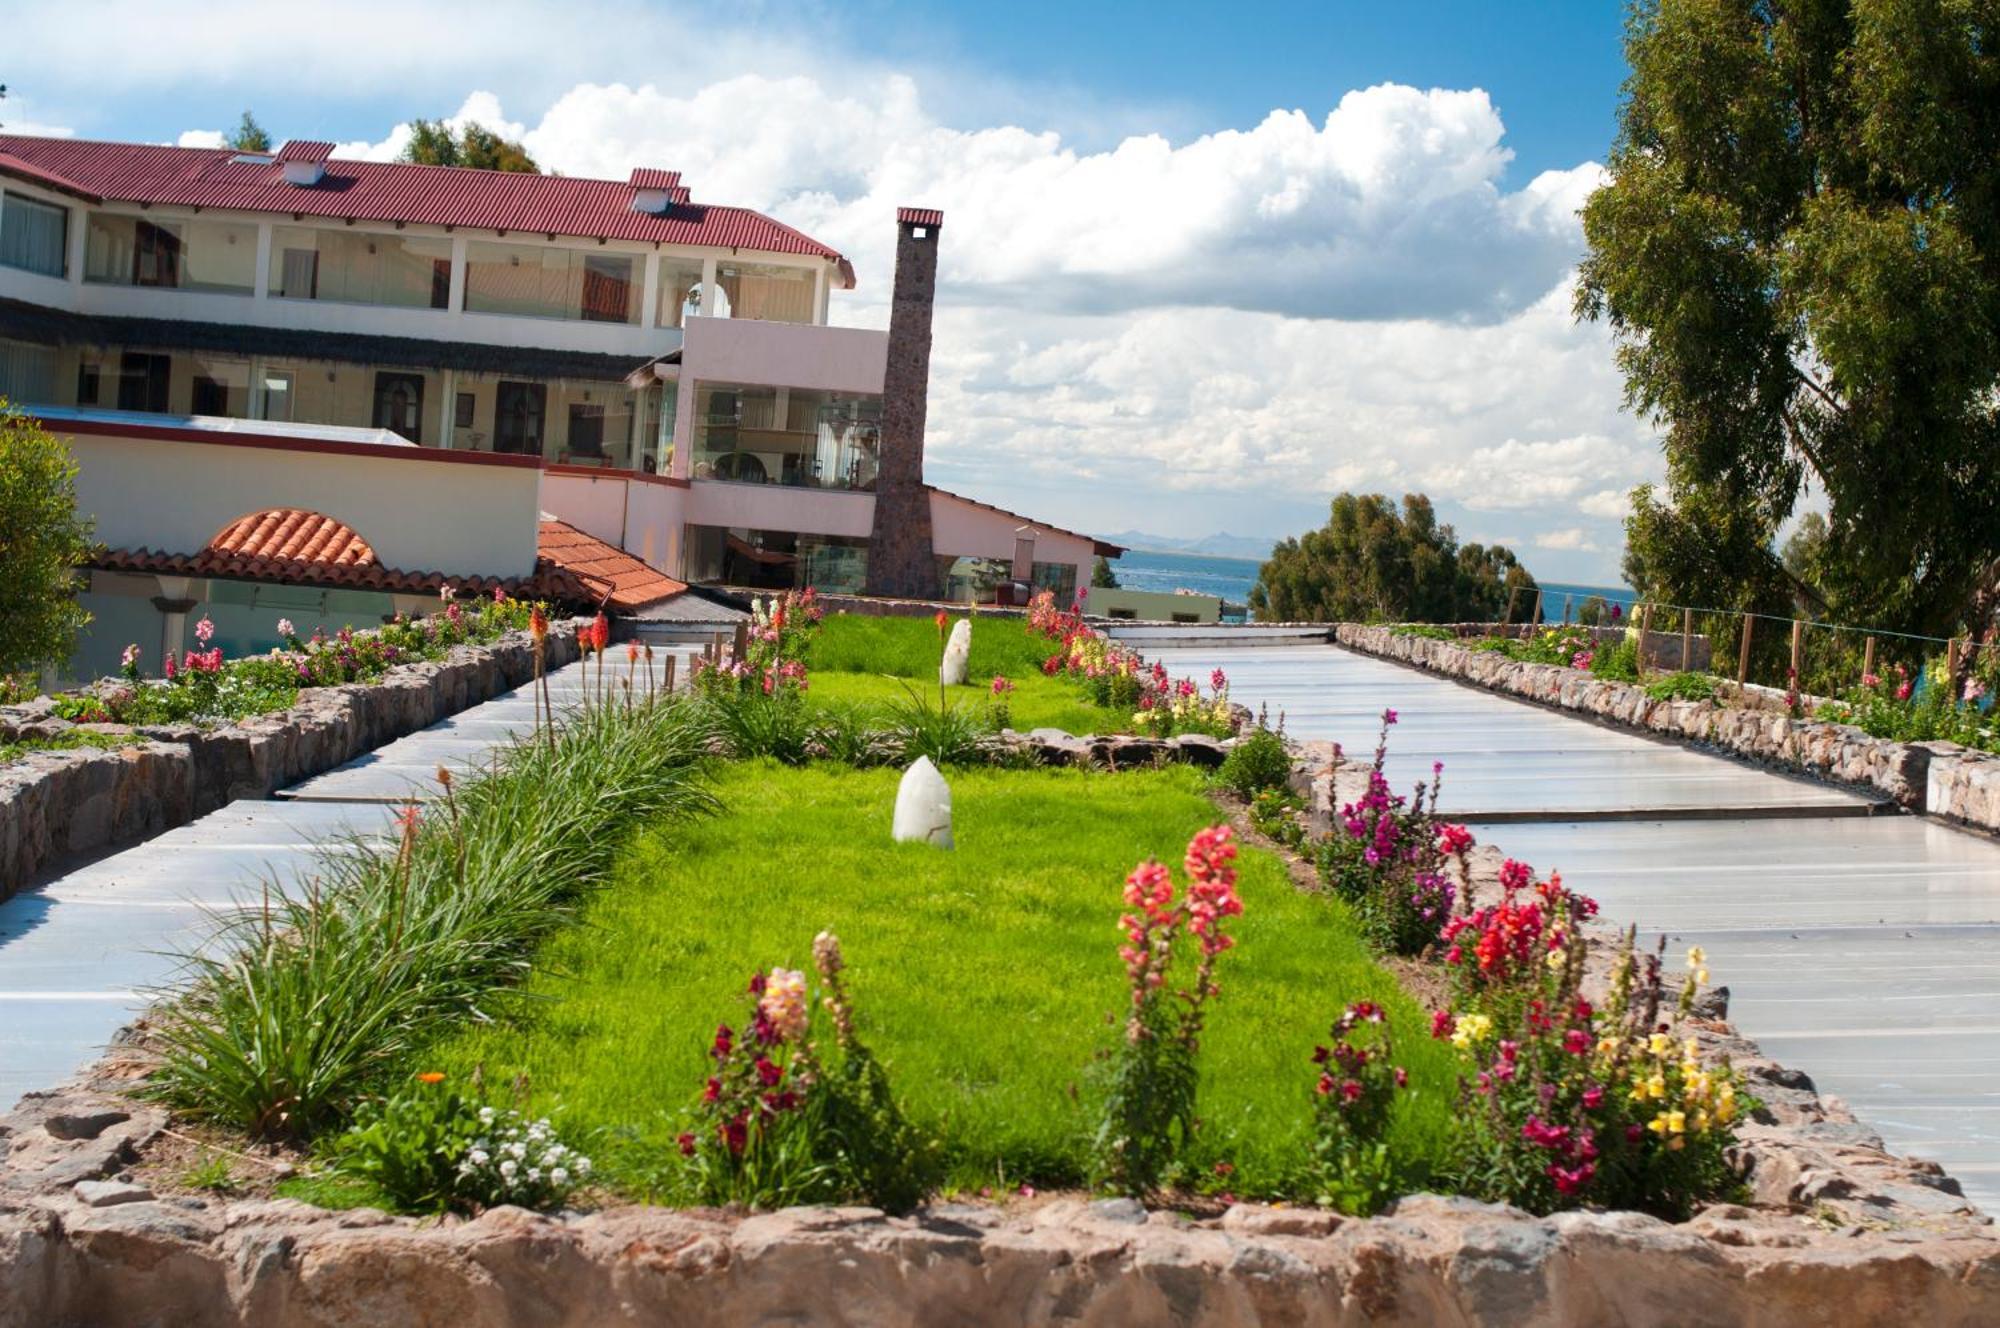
<box><xmin>703</xmin><ymin>1077</ymin><xmax>722</xmax><ymax>1103</ymax></box>
<box><xmin>934</xmin><ymin>609</ymin><xmax>949</xmax><ymax>638</ymax></box>
<box><xmin>755</xmin><ymin>1056</ymin><xmax>783</xmax><ymax>1087</ymax></box>
<box><xmin>677</xmin><ymin>1132</ymin><xmax>698</xmax><ymax>1156</ymax></box>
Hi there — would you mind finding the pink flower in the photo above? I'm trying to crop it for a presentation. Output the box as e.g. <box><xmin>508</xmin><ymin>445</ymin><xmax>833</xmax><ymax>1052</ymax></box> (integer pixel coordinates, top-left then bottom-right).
<box><xmin>990</xmin><ymin>675</ymin><xmax>1015</xmax><ymax>695</ymax></box>
<box><xmin>1210</xmin><ymin>668</ymin><xmax>1228</xmax><ymax>693</ymax></box>
<box><xmin>1896</xmin><ymin>681</ymin><xmax>1913</xmax><ymax>701</ymax></box>
<box><xmin>193</xmin><ymin>617</ymin><xmax>214</xmax><ymax>645</ymax></box>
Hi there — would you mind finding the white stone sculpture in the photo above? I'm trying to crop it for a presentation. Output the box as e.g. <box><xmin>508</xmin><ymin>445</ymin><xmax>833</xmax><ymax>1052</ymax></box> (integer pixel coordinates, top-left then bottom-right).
<box><xmin>940</xmin><ymin>618</ymin><xmax>972</xmax><ymax>687</ymax></box>
<box><xmin>892</xmin><ymin>756</ymin><xmax>954</xmax><ymax>848</ymax></box>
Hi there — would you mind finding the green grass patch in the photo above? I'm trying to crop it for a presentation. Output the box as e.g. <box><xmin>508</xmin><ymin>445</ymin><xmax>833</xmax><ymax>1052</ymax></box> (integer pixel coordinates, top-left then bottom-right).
<box><xmin>806</xmin><ymin>670</ymin><xmax>1128</xmax><ymax>735</ymax></box>
<box><xmin>425</xmin><ymin>761</ymin><xmax>1459</xmax><ymax>1198</ymax></box>
<box><xmin>0</xmin><ymin>729</ymin><xmax>132</xmax><ymax>768</ymax></box>
<box><xmin>807</xmin><ymin>612</ymin><xmax>1055</xmax><ymax>680</ymax></box>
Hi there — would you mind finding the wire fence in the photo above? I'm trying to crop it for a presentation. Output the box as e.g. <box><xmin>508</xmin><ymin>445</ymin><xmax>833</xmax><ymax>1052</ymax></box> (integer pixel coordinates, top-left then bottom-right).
<box><xmin>1497</xmin><ymin>585</ymin><xmax>1988</xmax><ymax>701</ymax></box>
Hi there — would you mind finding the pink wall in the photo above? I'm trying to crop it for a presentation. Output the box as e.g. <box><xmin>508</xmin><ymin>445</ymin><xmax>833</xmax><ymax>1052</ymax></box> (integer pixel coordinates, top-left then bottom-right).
<box><xmin>929</xmin><ymin>491</ymin><xmax>1095</xmax><ymax>579</ymax></box>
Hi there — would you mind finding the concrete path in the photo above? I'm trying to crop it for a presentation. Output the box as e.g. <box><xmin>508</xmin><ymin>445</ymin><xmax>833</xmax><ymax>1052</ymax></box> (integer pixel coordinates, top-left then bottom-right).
<box><xmin>0</xmin><ymin>652</ymin><xmax>687</xmax><ymax>1106</ymax></box>
<box><xmin>1134</xmin><ymin>632</ymin><xmax>2000</xmax><ymax>1212</ymax></box>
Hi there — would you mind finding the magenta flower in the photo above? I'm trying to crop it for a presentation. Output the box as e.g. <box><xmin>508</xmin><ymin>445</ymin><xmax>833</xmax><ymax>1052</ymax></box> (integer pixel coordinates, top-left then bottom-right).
<box><xmin>193</xmin><ymin>616</ymin><xmax>214</xmax><ymax>645</ymax></box>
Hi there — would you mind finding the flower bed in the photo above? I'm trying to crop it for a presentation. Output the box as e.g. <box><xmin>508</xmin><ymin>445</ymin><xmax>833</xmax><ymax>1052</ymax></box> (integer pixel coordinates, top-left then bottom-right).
<box><xmin>1339</xmin><ymin>622</ymin><xmax>2000</xmax><ymax>835</ymax></box>
<box><xmin>0</xmin><ymin>611</ymin><xmax>586</xmax><ymax>897</ymax></box>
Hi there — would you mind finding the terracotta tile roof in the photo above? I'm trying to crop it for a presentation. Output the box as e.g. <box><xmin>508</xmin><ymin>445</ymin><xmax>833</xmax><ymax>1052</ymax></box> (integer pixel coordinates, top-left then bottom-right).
<box><xmin>0</xmin><ymin>134</ymin><xmax>848</xmax><ymax>270</ymax></box>
<box><xmin>537</xmin><ymin>519</ymin><xmax>687</xmax><ymax>612</ymax></box>
<box><xmin>209</xmin><ymin>509</ymin><xmax>378</xmax><ymax>567</ymax></box>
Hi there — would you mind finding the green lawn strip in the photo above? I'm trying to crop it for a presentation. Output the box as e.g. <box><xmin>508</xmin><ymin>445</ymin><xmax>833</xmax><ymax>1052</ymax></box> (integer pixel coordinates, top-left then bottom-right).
<box><xmin>807</xmin><ymin>612</ymin><xmax>1055</xmax><ymax>679</ymax></box>
<box><xmin>425</xmin><ymin>761</ymin><xmax>1458</xmax><ymax>1198</ymax></box>
<box><xmin>804</xmin><ymin>670</ymin><xmax>1128</xmax><ymax>736</ymax></box>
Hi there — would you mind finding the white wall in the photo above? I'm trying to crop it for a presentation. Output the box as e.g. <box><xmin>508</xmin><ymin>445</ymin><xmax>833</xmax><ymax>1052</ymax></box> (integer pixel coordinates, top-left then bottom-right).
<box><xmin>61</xmin><ymin>427</ymin><xmax>542</xmax><ymax>577</ymax></box>
<box><xmin>538</xmin><ymin>469</ymin><xmax>690</xmax><ymax>579</ymax></box>
<box><xmin>671</xmin><ymin>319</ymin><xmax>888</xmax><ymax>478</ymax></box>
<box><xmin>684</xmin><ymin>480</ymin><xmax>876</xmax><ymax>539</ymax></box>
<box><xmin>930</xmin><ymin>490</ymin><xmax>1095</xmax><ymax>581</ymax></box>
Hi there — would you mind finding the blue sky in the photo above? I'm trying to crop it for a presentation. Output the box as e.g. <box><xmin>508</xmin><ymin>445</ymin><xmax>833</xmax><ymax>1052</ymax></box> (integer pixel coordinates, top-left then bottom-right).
<box><xmin>5</xmin><ymin>1</ymin><xmax>1651</xmax><ymax>583</ymax></box>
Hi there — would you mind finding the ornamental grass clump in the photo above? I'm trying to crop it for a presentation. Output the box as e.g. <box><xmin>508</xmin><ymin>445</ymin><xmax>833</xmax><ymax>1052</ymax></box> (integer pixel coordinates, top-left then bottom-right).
<box><xmin>1092</xmin><ymin>825</ymin><xmax>1244</xmax><ymax>1197</ymax></box>
<box><xmin>1315</xmin><ymin>711</ymin><xmax>1473</xmax><ymax>955</ymax></box>
<box><xmin>1308</xmin><ymin>1002</ymin><xmax>1410</xmax><ymax>1215</ymax></box>
<box><xmin>148</xmin><ymin>693</ymin><xmax>713</xmax><ymax>1140</ymax></box>
<box><xmin>677</xmin><ymin>930</ymin><xmax>937</xmax><ymax>1212</ymax></box>
<box><xmin>1433</xmin><ymin>859</ymin><xmax>1752</xmax><ymax>1218</ymax></box>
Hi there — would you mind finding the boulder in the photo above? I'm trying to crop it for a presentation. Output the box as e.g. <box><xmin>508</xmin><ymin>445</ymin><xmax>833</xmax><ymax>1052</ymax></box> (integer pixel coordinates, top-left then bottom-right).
<box><xmin>892</xmin><ymin>757</ymin><xmax>954</xmax><ymax>848</ymax></box>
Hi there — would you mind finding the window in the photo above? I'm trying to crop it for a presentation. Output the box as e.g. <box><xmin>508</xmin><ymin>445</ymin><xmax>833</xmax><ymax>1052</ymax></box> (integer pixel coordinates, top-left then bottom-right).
<box><xmin>464</xmin><ymin>241</ymin><xmax>639</xmax><ymax>324</ymax></box>
<box><xmin>269</xmin><ymin>227</ymin><xmax>453</xmax><ymax>309</ymax></box>
<box><xmin>682</xmin><ymin>525</ymin><xmax>868</xmax><ymax>593</ymax></box>
<box><xmin>1031</xmin><ymin>560</ymin><xmax>1078</xmax><ymax>602</ymax></box>
<box><xmin>493</xmin><ymin>380</ymin><xmax>547</xmax><ymax>455</ymax></box>
<box><xmin>691</xmin><ymin>381</ymin><xmax>881</xmax><ymax>490</ymax></box>
<box><xmin>372</xmin><ymin>372</ymin><xmax>426</xmax><ymax>443</ymax></box>
<box><xmin>655</xmin><ymin>257</ymin><xmax>705</xmax><ymax>327</ymax></box>
<box><xmin>714</xmin><ymin>261</ymin><xmax>815</xmax><ymax>323</ymax></box>
<box><xmin>75</xmin><ymin>358</ymin><xmax>102</xmax><ymax>406</ymax></box>
<box><xmin>0</xmin><ymin>339</ymin><xmax>59</xmax><ymax>403</ymax></box>
<box><xmin>454</xmin><ymin>392</ymin><xmax>475</xmax><ymax>429</ymax></box>
<box><xmin>116</xmin><ymin>352</ymin><xmax>171</xmax><ymax>412</ymax></box>
<box><xmin>191</xmin><ymin>375</ymin><xmax>230</xmax><ymax>416</ymax></box>
<box><xmin>0</xmin><ymin>192</ymin><xmax>68</xmax><ymax>278</ymax></box>
<box><xmin>84</xmin><ymin>213</ymin><xmax>256</xmax><ymax>292</ymax></box>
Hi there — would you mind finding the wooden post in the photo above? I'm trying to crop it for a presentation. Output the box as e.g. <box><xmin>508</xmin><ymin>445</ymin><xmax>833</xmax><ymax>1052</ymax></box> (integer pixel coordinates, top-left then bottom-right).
<box><xmin>1680</xmin><ymin>608</ymin><xmax>1693</xmax><ymax>673</ymax></box>
<box><xmin>1737</xmin><ymin>613</ymin><xmax>1753</xmax><ymax>688</ymax></box>
<box><xmin>1862</xmin><ymin>635</ymin><xmax>1876</xmax><ymax>685</ymax></box>
<box><xmin>1501</xmin><ymin>584</ymin><xmax>1519</xmax><ymax>629</ymax></box>
<box><xmin>1532</xmin><ymin>589</ymin><xmax>1545</xmax><ymax>628</ymax></box>
<box><xmin>663</xmin><ymin>654</ymin><xmax>677</xmax><ymax>694</ymax></box>
<box><xmin>733</xmin><ymin>622</ymin><xmax>749</xmax><ymax>662</ymax></box>
<box><xmin>1789</xmin><ymin>618</ymin><xmax>1804</xmax><ymax>689</ymax></box>
<box><xmin>1637</xmin><ymin>603</ymin><xmax>1652</xmax><ymax>677</ymax></box>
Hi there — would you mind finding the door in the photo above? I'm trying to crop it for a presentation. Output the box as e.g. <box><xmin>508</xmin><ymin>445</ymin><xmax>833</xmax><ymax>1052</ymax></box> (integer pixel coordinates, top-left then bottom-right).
<box><xmin>372</xmin><ymin>372</ymin><xmax>426</xmax><ymax>443</ymax></box>
<box><xmin>566</xmin><ymin>402</ymin><xmax>605</xmax><ymax>458</ymax></box>
<box><xmin>133</xmin><ymin>221</ymin><xmax>181</xmax><ymax>287</ymax></box>
<box><xmin>190</xmin><ymin>375</ymin><xmax>230</xmax><ymax>416</ymax></box>
<box><xmin>116</xmin><ymin>352</ymin><xmax>171</xmax><ymax>412</ymax></box>
<box><xmin>494</xmin><ymin>380</ymin><xmax>546</xmax><ymax>455</ymax></box>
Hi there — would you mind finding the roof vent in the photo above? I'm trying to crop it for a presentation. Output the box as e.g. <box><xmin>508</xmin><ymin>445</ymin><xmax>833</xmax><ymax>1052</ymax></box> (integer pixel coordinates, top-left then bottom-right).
<box><xmin>275</xmin><ymin>140</ymin><xmax>335</xmax><ymax>187</ymax></box>
<box><xmin>629</xmin><ymin>167</ymin><xmax>683</xmax><ymax>215</ymax></box>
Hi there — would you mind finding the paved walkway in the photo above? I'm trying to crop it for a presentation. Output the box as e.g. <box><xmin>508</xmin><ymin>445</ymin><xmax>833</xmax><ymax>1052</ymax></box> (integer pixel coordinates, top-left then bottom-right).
<box><xmin>1139</xmin><ymin>633</ymin><xmax>2000</xmax><ymax>1212</ymax></box>
<box><xmin>0</xmin><ymin>650</ymin><xmax>695</xmax><ymax>1107</ymax></box>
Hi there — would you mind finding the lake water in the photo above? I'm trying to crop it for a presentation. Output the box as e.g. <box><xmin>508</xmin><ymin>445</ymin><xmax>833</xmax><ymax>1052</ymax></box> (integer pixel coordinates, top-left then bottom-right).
<box><xmin>1105</xmin><ymin>551</ymin><xmax>1634</xmax><ymax>625</ymax></box>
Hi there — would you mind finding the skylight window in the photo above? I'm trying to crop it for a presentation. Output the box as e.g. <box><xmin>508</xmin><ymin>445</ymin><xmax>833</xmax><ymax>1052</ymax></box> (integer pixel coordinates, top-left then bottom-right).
<box><xmin>230</xmin><ymin>153</ymin><xmax>276</xmax><ymax>165</ymax></box>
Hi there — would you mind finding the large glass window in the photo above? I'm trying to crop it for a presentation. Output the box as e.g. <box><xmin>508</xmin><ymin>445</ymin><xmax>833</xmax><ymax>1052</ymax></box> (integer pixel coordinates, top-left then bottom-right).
<box><xmin>691</xmin><ymin>381</ymin><xmax>880</xmax><ymax>490</ymax></box>
<box><xmin>0</xmin><ymin>192</ymin><xmax>68</xmax><ymax>278</ymax></box>
<box><xmin>0</xmin><ymin>338</ymin><xmax>59</xmax><ymax>403</ymax></box>
<box><xmin>713</xmin><ymin>261</ymin><xmax>815</xmax><ymax>323</ymax></box>
<box><xmin>463</xmin><ymin>241</ymin><xmax>639</xmax><ymax>324</ymax></box>
<box><xmin>84</xmin><ymin>213</ymin><xmax>256</xmax><ymax>293</ymax></box>
<box><xmin>269</xmin><ymin>227</ymin><xmax>452</xmax><ymax>309</ymax></box>
<box><xmin>683</xmin><ymin>525</ymin><xmax>868</xmax><ymax>593</ymax></box>
<box><xmin>655</xmin><ymin>256</ymin><xmax>705</xmax><ymax>327</ymax></box>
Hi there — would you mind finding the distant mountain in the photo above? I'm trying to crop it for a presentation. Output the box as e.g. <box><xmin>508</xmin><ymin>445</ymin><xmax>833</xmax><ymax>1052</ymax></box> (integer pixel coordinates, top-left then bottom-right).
<box><xmin>1103</xmin><ymin>531</ymin><xmax>1275</xmax><ymax>562</ymax></box>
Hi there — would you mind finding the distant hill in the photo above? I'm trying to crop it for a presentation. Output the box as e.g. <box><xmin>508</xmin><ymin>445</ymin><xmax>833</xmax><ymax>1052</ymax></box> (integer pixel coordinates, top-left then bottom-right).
<box><xmin>1103</xmin><ymin>531</ymin><xmax>1274</xmax><ymax>562</ymax></box>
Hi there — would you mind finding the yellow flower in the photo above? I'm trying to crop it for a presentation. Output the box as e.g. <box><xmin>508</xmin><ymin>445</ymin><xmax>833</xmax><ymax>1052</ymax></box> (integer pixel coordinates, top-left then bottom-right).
<box><xmin>1648</xmin><ymin>1033</ymin><xmax>1671</xmax><ymax>1056</ymax></box>
<box><xmin>1646</xmin><ymin>1074</ymin><xmax>1667</xmax><ymax>1100</ymax></box>
<box><xmin>1545</xmin><ymin>947</ymin><xmax>1566</xmax><ymax>971</ymax></box>
<box><xmin>1648</xmin><ymin>1109</ymin><xmax>1686</xmax><ymax>1136</ymax></box>
<box><xmin>1597</xmin><ymin>1036</ymin><xmax>1621</xmax><ymax>1057</ymax></box>
<box><xmin>1686</xmin><ymin>945</ymin><xmax>1706</xmax><ymax>968</ymax></box>
<box><xmin>1450</xmin><ymin>1013</ymin><xmax>1493</xmax><ymax>1050</ymax></box>
<box><xmin>1684</xmin><ymin>1037</ymin><xmax>1700</xmax><ymax>1060</ymax></box>
<box><xmin>1695</xmin><ymin>968</ymin><xmax>1709</xmax><ymax>984</ymax></box>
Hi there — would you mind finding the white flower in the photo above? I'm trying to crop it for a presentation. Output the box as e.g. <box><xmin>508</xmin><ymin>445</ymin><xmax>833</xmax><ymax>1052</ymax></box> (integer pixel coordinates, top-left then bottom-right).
<box><xmin>468</xmin><ymin>1149</ymin><xmax>489</xmax><ymax>1167</ymax></box>
<box><xmin>477</xmin><ymin>1107</ymin><xmax>496</xmax><ymax>1125</ymax></box>
<box><xmin>507</xmin><ymin>1141</ymin><xmax>527</xmax><ymax>1160</ymax></box>
<box><xmin>526</xmin><ymin>1168</ymin><xmax>541</xmax><ymax>1184</ymax></box>
<box><xmin>499</xmin><ymin>1159</ymin><xmax>518</xmax><ymax>1179</ymax></box>
<box><xmin>550</xmin><ymin>1167</ymin><xmax>569</xmax><ymax>1187</ymax></box>
<box><xmin>575</xmin><ymin>1157</ymin><xmax>592</xmax><ymax>1177</ymax></box>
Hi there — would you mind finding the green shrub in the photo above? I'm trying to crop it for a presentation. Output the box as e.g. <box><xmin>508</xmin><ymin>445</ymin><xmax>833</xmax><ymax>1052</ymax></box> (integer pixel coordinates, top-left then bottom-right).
<box><xmin>1247</xmin><ymin>788</ymin><xmax>1306</xmax><ymax>848</ymax></box>
<box><xmin>1590</xmin><ymin>636</ymin><xmax>1641</xmax><ymax>682</ymax></box>
<box><xmin>702</xmin><ymin>691</ymin><xmax>815</xmax><ymax>764</ymax></box>
<box><xmin>0</xmin><ymin>401</ymin><xmax>95</xmax><ymax>678</ymax></box>
<box><xmin>335</xmin><ymin>1073</ymin><xmax>591</xmax><ymax>1214</ymax></box>
<box><xmin>1390</xmin><ymin>625</ymin><xmax>1457</xmax><ymax>641</ymax></box>
<box><xmin>147</xmin><ymin>696</ymin><xmax>714</xmax><ymax>1139</ymax></box>
<box><xmin>1644</xmin><ymin>671</ymin><xmax>1719</xmax><ymax>702</ymax></box>
<box><xmin>1217</xmin><ymin>727</ymin><xmax>1293</xmax><ymax>799</ymax></box>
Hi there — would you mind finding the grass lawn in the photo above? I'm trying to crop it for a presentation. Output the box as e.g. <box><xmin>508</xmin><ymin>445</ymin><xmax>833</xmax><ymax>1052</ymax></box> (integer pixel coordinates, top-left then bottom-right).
<box><xmin>804</xmin><ymin>610</ymin><xmax>1131</xmax><ymax>734</ymax></box>
<box><xmin>425</xmin><ymin>761</ymin><xmax>1460</xmax><ymax>1198</ymax></box>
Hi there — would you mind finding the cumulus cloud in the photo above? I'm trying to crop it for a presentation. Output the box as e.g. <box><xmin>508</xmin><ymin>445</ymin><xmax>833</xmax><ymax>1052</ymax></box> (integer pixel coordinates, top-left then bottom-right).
<box><xmin>1533</xmin><ymin>528</ymin><xmax>1598</xmax><ymax>552</ymax></box>
<box><xmin>1578</xmin><ymin>488</ymin><xmax>1633</xmax><ymax>519</ymax></box>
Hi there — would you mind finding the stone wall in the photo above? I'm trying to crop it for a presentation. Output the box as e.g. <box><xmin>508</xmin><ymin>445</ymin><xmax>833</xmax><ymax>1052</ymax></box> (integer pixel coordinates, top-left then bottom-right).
<box><xmin>0</xmin><ymin>623</ymin><xmax>583</xmax><ymax>899</ymax></box>
<box><xmin>1413</xmin><ymin>622</ymin><xmax>1712</xmax><ymax>672</ymax></box>
<box><xmin>1333</xmin><ymin>624</ymin><xmax>2000</xmax><ymax>835</ymax></box>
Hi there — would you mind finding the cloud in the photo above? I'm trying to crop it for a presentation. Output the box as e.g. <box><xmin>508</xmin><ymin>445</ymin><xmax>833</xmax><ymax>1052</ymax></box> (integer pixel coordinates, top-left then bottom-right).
<box><xmin>175</xmin><ymin>129</ymin><xmax>225</xmax><ymax>149</ymax></box>
<box><xmin>1578</xmin><ymin>488</ymin><xmax>1632</xmax><ymax>519</ymax></box>
<box><xmin>504</xmin><ymin>79</ymin><xmax>1604</xmax><ymax>324</ymax></box>
<box><xmin>1533</xmin><ymin>528</ymin><xmax>1598</xmax><ymax>552</ymax></box>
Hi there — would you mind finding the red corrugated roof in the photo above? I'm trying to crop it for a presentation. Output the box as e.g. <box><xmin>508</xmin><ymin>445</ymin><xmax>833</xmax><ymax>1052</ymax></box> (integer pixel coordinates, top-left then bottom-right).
<box><xmin>897</xmin><ymin>207</ymin><xmax>943</xmax><ymax>227</ymax></box>
<box><xmin>209</xmin><ymin>509</ymin><xmax>377</xmax><ymax>567</ymax></box>
<box><xmin>537</xmin><ymin>518</ymin><xmax>687</xmax><ymax>612</ymax></box>
<box><xmin>0</xmin><ymin>149</ymin><xmax>103</xmax><ymax>202</ymax></box>
<box><xmin>628</xmin><ymin>167</ymin><xmax>682</xmax><ymax>190</ymax></box>
<box><xmin>0</xmin><ymin>134</ymin><xmax>846</xmax><ymax>265</ymax></box>
<box><xmin>275</xmin><ymin>139</ymin><xmax>335</xmax><ymax>164</ymax></box>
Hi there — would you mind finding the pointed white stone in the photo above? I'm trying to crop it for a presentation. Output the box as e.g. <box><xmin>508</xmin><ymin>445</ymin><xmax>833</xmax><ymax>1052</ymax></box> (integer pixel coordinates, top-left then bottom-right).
<box><xmin>940</xmin><ymin>618</ymin><xmax>972</xmax><ymax>686</ymax></box>
<box><xmin>892</xmin><ymin>756</ymin><xmax>954</xmax><ymax>848</ymax></box>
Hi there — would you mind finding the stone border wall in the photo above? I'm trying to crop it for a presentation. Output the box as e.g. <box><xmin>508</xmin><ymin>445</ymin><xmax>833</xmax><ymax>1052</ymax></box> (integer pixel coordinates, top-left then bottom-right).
<box><xmin>1335</xmin><ymin>624</ymin><xmax>2000</xmax><ymax>836</ymax></box>
<box><xmin>0</xmin><ymin>622</ymin><xmax>584</xmax><ymax>900</ymax></box>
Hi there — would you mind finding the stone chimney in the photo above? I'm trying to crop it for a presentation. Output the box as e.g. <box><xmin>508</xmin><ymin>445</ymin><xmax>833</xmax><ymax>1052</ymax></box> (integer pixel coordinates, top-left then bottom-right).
<box><xmin>865</xmin><ymin>208</ymin><xmax>945</xmax><ymax>599</ymax></box>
